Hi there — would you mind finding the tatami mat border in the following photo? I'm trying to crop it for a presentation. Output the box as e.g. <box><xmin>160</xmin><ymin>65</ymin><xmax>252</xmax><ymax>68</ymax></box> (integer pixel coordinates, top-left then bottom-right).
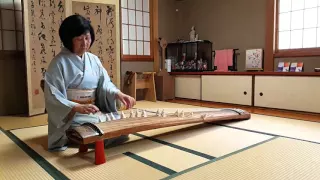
<box><xmin>134</xmin><ymin>133</ymin><xmax>216</xmax><ymax>160</ymax></box>
<box><xmin>0</xmin><ymin>127</ymin><xmax>69</xmax><ymax>180</ymax></box>
<box><xmin>124</xmin><ymin>152</ymin><xmax>177</xmax><ymax>175</ymax></box>
<box><xmin>161</xmin><ymin>136</ymin><xmax>279</xmax><ymax>180</ymax></box>
<box><xmin>215</xmin><ymin>123</ymin><xmax>320</xmax><ymax>145</ymax></box>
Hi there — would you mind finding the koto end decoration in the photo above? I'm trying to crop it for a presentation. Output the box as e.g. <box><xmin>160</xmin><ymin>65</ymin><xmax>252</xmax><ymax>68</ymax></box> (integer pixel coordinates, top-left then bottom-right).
<box><xmin>65</xmin><ymin>108</ymin><xmax>250</xmax><ymax>165</ymax></box>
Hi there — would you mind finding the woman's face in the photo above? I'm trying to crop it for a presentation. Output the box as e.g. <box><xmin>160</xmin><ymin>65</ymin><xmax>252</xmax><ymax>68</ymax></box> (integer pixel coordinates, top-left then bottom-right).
<box><xmin>72</xmin><ymin>32</ymin><xmax>91</xmax><ymax>56</ymax></box>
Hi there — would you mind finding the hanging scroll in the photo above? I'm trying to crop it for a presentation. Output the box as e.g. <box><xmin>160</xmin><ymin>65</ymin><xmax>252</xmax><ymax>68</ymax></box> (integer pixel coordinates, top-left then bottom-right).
<box><xmin>70</xmin><ymin>0</ymin><xmax>120</xmax><ymax>87</ymax></box>
<box><xmin>24</xmin><ymin>0</ymin><xmax>66</xmax><ymax>116</ymax></box>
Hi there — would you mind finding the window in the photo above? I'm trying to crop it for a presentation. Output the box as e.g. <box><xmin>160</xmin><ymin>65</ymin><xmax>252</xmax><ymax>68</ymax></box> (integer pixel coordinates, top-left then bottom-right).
<box><xmin>121</xmin><ymin>0</ymin><xmax>153</xmax><ymax>61</ymax></box>
<box><xmin>0</xmin><ymin>0</ymin><xmax>24</xmax><ymax>51</ymax></box>
<box><xmin>276</xmin><ymin>0</ymin><xmax>320</xmax><ymax>57</ymax></box>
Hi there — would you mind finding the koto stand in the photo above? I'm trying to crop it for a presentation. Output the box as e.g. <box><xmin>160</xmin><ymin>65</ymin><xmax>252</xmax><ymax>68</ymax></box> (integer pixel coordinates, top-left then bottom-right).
<box><xmin>155</xmin><ymin>38</ymin><xmax>175</xmax><ymax>101</ymax></box>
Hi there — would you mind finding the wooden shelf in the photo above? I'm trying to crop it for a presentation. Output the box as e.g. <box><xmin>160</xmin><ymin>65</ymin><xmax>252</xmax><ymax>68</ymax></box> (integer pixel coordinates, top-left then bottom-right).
<box><xmin>169</xmin><ymin>71</ymin><xmax>320</xmax><ymax>76</ymax></box>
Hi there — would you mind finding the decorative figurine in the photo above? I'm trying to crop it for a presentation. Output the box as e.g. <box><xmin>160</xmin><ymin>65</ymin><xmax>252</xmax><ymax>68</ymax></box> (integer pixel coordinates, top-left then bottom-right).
<box><xmin>189</xmin><ymin>26</ymin><xmax>196</xmax><ymax>41</ymax></box>
<box><xmin>195</xmin><ymin>34</ymin><xmax>199</xmax><ymax>41</ymax></box>
<box><xmin>203</xmin><ymin>61</ymin><xmax>208</xmax><ymax>70</ymax></box>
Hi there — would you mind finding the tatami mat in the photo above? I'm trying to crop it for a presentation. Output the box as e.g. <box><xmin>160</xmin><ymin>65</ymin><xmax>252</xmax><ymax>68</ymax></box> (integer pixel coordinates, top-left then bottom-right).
<box><xmin>10</xmin><ymin>125</ymin><xmax>211</xmax><ymax>179</ymax></box>
<box><xmin>2</xmin><ymin>100</ymin><xmax>319</xmax><ymax>180</ymax></box>
<box><xmin>139</xmin><ymin>101</ymin><xmax>320</xmax><ymax>144</ymax></box>
<box><xmin>0</xmin><ymin>130</ymin><xmax>53</xmax><ymax>180</ymax></box>
<box><xmin>138</xmin><ymin>124</ymin><xmax>273</xmax><ymax>158</ymax></box>
<box><xmin>134</xmin><ymin>100</ymin><xmax>201</xmax><ymax>109</ymax></box>
<box><xmin>107</xmin><ymin>137</ymin><xmax>208</xmax><ymax>172</ymax></box>
<box><xmin>221</xmin><ymin>113</ymin><xmax>320</xmax><ymax>143</ymax></box>
<box><xmin>10</xmin><ymin>126</ymin><xmax>167</xmax><ymax>180</ymax></box>
<box><xmin>165</xmin><ymin>137</ymin><xmax>320</xmax><ymax>180</ymax></box>
<box><xmin>9</xmin><ymin>121</ymin><xmax>275</xmax><ymax>178</ymax></box>
<box><xmin>0</xmin><ymin>114</ymin><xmax>48</xmax><ymax>130</ymax></box>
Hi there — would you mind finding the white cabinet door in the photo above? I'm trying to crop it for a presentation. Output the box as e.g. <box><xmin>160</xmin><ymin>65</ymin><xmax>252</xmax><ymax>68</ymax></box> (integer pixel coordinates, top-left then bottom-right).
<box><xmin>175</xmin><ymin>75</ymin><xmax>201</xmax><ymax>100</ymax></box>
<box><xmin>255</xmin><ymin>76</ymin><xmax>320</xmax><ymax>113</ymax></box>
<box><xmin>201</xmin><ymin>75</ymin><xmax>252</xmax><ymax>106</ymax></box>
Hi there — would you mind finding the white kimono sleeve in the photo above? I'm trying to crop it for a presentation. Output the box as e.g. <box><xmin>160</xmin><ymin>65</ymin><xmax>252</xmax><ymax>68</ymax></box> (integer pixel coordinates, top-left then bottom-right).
<box><xmin>44</xmin><ymin>60</ymin><xmax>78</xmax><ymax>151</ymax></box>
<box><xmin>44</xmin><ymin>61</ymin><xmax>78</xmax><ymax>127</ymax></box>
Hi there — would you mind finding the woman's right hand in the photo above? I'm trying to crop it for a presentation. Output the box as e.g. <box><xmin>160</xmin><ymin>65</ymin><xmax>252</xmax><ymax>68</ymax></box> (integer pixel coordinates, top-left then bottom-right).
<box><xmin>72</xmin><ymin>104</ymin><xmax>100</xmax><ymax>114</ymax></box>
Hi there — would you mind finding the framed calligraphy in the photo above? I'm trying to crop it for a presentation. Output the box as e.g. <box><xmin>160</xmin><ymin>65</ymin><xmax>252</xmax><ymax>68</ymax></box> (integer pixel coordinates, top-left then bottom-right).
<box><xmin>23</xmin><ymin>0</ymin><xmax>120</xmax><ymax>116</ymax></box>
<box><xmin>24</xmin><ymin>0</ymin><xmax>66</xmax><ymax>116</ymax></box>
<box><xmin>69</xmin><ymin>0</ymin><xmax>120</xmax><ymax>88</ymax></box>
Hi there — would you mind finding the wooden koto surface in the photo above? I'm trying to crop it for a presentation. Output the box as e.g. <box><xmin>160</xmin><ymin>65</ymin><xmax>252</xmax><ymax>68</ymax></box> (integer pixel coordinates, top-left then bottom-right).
<box><xmin>66</xmin><ymin>109</ymin><xmax>251</xmax><ymax>145</ymax></box>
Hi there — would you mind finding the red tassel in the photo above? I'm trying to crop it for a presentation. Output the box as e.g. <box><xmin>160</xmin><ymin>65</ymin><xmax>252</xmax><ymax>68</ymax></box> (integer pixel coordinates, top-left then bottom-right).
<box><xmin>95</xmin><ymin>140</ymin><xmax>106</xmax><ymax>165</ymax></box>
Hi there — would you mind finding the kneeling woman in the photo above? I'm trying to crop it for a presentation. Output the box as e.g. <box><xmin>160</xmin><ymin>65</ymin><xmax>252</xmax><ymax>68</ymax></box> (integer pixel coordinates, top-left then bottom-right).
<box><xmin>44</xmin><ymin>15</ymin><xmax>136</xmax><ymax>151</ymax></box>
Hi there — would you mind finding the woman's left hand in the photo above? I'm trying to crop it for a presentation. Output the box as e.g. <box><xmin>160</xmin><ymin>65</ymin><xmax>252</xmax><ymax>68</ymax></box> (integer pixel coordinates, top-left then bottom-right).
<box><xmin>116</xmin><ymin>91</ymin><xmax>136</xmax><ymax>109</ymax></box>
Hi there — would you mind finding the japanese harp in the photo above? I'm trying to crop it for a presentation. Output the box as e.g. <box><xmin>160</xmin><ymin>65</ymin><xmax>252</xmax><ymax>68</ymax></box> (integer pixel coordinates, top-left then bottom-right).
<box><xmin>66</xmin><ymin>108</ymin><xmax>251</xmax><ymax>145</ymax></box>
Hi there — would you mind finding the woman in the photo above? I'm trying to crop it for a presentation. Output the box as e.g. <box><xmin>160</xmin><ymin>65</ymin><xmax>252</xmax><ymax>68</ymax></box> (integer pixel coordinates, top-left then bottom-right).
<box><xmin>44</xmin><ymin>14</ymin><xmax>136</xmax><ymax>151</ymax></box>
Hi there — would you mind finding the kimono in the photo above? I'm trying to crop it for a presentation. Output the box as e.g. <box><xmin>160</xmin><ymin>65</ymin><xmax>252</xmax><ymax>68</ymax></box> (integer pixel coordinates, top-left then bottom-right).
<box><xmin>44</xmin><ymin>47</ymin><xmax>120</xmax><ymax>151</ymax></box>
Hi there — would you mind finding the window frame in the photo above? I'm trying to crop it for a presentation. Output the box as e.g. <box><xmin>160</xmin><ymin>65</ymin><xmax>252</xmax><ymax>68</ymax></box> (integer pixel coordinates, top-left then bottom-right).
<box><xmin>0</xmin><ymin>0</ymin><xmax>24</xmax><ymax>59</ymax></box>
<box><xmin>120</xmin><ymin>0</ymin><xmax>155</xmax><ymax>61</ymax></box>
<box><xmin>274</xmin><ymin>0</ymin><xmax>320</xmax><ymax>58</ymax></box>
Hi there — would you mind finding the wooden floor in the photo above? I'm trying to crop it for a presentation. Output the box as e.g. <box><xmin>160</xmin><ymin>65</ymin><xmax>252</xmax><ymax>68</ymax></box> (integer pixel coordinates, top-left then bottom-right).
<box><xmin>167</xmin><ymin>99</ymin><xmax>320</xmax><ymax>123</ymax></box>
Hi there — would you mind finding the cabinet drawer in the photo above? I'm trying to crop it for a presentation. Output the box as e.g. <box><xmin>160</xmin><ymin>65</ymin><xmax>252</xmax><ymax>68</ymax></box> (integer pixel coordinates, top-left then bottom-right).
<box><xmin>201</xmin><ymin>75</ymin><xmax>252</xmax><ymax>106</ymax></box>
<box><xmin>255</xmin><ymin>76</ymin><xmax>320</xmax><ymax>113</ymax></box>
<box><xmin>175</xmin><ymin>76</ymin><xmax>201</xmax><ymax>100</ymax></box>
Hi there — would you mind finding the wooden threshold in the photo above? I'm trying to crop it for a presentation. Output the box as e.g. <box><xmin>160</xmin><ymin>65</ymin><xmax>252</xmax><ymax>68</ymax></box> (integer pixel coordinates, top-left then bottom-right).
<box><xmin>167</xmin><ymin>98</ymin><xmax>320</xmax><ymax>123</ymax></box>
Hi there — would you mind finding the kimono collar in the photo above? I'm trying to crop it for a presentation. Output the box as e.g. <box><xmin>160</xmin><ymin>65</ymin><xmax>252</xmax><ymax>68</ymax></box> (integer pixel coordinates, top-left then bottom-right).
<box><xmin>61</xmin><ymin>47</ymin><xmax>85</xmax><ymax>61</ymax></box>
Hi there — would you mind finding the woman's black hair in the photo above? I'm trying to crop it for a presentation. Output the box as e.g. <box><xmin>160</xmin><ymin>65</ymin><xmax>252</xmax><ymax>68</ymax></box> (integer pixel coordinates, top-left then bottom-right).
<box><xmin>59</xmin><ymin>14</ymin><xmax>95</xmax><ymax>52</ymax></box>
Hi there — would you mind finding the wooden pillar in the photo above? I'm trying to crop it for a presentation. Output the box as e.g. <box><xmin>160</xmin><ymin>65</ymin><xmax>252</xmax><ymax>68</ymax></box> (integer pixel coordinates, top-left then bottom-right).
<box><xmin>264</xmin><ymin>0</ymin><xmax>276</xmax><ymax>72</ymax></box>
<box><xmin>152</xmin><ymin>0</ymin><xmax>160</xmax><ymax>73</ymax></box>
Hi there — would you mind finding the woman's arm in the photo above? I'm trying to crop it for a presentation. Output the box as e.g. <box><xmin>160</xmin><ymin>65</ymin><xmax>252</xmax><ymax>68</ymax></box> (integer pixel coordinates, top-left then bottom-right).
<box><xmin>97</xmin><ymin>57</ymin><xmax>136</xmax><ymax>109</ymax></box>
